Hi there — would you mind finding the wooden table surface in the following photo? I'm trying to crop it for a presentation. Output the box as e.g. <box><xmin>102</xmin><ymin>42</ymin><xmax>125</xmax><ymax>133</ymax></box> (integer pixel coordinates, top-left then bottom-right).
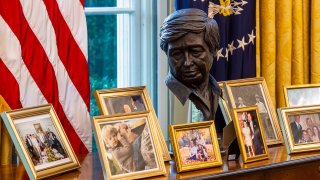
<box><xmin>1</xmin><ymin>146</ymin><xmax>320</xmax><ymax>179</ymax></box>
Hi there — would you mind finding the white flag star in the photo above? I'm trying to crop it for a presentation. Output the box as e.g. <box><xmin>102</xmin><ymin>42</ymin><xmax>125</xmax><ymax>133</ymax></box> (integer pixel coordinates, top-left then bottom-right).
<box><xmin>216</xmin><ymin>48</ymin><xmax>224</xmax><ymax>60</ymax></box>
<box><xmin>225</xmin><ymin>49</ymin><xmax>229</xmax><ymax>61</ymax></box>
<box><xmin>237</xmin><ymin>37</ymin><xmax>248</xmax><ymax>50</ymax></box>
<box><xmin>248</xmin><ymin>30</ymin><xmax>256</xmax><ymax>45</ymax></box>
<box><xmin>228</xmin><ymin>41</ymin><xmax>236</xmax><ymax>55</ymax></box>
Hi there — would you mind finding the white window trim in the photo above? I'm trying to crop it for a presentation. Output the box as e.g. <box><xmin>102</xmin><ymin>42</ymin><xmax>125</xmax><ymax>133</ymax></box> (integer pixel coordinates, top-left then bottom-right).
<box><xmin>84</xmin><ymin>7</ymin><xmax>134</xmax><ymax>15</ymax></box>
<box><xmin>157</xmin><ymin>0</ymin><xmax>170</xmax><ymax>140</ymax></box>
<box><xmin>85</xmin><ymin>2</ymin><xmax>155</xmax><ymax>90</ymax></box>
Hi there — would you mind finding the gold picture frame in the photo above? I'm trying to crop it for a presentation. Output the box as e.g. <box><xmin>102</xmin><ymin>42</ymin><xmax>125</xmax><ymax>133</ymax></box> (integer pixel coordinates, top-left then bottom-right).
<box><xmin>277</xmin><ymin>105</ymin><xmax>320</xmax><ymax>154</ymax></box>
<box><xmin>284</xmin><ymin>84</ymin><xmax>320</xmax><ymax>107</ymax></box>
<box><xmin>0</xmin><ymin>104</ymin><xmax>80</xmax><ymax>179</ymax></box>
<box><xmin>93</xmin><ymin>113</ymin><xmax>166</xmax><ymax>180</ymax></box>
<box><xmin>94</xmin><ymin>86</ymin><xmax>171</xmax><ymax>161</ymax></box>
<box><xmin>218</xmin><ymin>82</ymin><xmax>233</xmax><ymax>124</ymax></box>
<box><xmin>169</xmin><ymin>121</ymin><xmax>222</xmax><ymax>173</ymax></box>
<box><xmin>225</xmin><ymin>77</ymin><xmax>283</xmax><ymax>145</ymax></box>
<box><xmin>233</xmin><ymin>106</ymin><xmax>269</xmax><ymax>163</ymax></box>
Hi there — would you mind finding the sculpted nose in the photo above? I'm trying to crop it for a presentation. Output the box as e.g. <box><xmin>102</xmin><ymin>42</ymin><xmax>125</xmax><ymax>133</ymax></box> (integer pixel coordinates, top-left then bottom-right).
<box><xmin>184</xmin><ymin>52</ymin><xmax>192</xmax><ymax>66</ymax></box>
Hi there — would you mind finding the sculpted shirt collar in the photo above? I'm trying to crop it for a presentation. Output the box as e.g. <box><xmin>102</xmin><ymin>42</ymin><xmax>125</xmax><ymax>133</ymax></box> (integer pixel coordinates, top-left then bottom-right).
<box><xmin>165</xmin><ymin>73</ymin><xmax>221</xmax><ymax>107</ymax></box>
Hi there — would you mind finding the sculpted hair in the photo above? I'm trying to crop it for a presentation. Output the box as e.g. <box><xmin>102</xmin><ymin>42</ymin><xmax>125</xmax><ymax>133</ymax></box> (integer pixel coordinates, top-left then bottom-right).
<box><xmin>159</xmin><ymin>8</ymin><xmax>220</xmax><ymax>55</ymax></box>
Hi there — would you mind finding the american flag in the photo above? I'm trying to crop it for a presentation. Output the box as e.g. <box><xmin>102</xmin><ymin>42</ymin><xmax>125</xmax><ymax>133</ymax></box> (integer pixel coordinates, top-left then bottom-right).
<box><xmin>0</xmin><ymin>0</ymin><xmax>91</xmax><ymax>153</ymax></box>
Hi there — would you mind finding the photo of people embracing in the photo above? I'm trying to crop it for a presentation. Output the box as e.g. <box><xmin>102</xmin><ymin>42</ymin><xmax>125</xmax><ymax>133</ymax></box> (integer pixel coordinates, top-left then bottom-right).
<box><xmin>100</xmin><ymin>118</ymin><xmax>158</xmax><ymax>175</ymax></box>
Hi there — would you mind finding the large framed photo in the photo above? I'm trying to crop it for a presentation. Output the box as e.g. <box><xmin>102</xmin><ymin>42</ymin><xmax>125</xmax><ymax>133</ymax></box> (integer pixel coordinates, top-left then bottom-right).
<box><xmin>225</xmin><ymin>77</ymin><xmax>283</xmax><ymax>145</ymax></box>
<box><xmin>284</xmin><ymin>84</ymin><xmax>320</xmax><ymax>107</ymax></box>
<box><xmin>233</xmin><ymin>106</ymin><xmax>269</xmax><ymax>163</ymax></box>
<box><xmin>169</xmin><ymin>121</ymin><xmax>222</xmax><ymax>173</ymax></box>
<box><xmin>93</xmin><ymin>113</ymin><xmax>166</xmax><ymax>179</ymax></box>
<box><xmin>277</xmin><ymin>106</ymin><xmax>320</xmax><ymax>154</ymax></box>
<box><xmin>94</xmin><ymin>86</ymin><xmax>171</xmax><ymax>161</ymax></box>
<box><xmin>0</xmin><ymin>104</ymin><xmax>80</xmax><ymax>179</ymax></box>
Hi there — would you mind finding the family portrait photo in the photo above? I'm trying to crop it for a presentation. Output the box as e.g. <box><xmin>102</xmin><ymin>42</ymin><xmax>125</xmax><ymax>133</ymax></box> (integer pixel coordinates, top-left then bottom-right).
<box><xmin>228</xmin><ymin>82</ymin><xmax>279</xmax><ymax>142</ymax></box>
<box><xmin>99</xmin><ymin>117</ymin><xmax>158</xmax><ymax>176</ymax></box>
<box><xmin>15</xmin><ymin>115</ymin><xmax>69</xmax><ymax>171</ymax></box>
<box><xmin>288</xmin><ymin>114</ymin><xmax>320</xmax><ymax>145</ymax></box>
<box><xmin>104</xmin><ymin>95</ymin><xmax>146</xmax><ymax>114</ymax></box>
<box><xmin>177</xmin><ymin>128</ymin><xmax>215</xmax><ymax>165</ymax></box>
<box><xmin>286</xmin><ymin>86</ymin><xmax>320</xmax><ymax>107</ymax></box>
<box><xmin>169</xmin><ymin>121</ymin><xmax>222</xmax><ymax>172</ymax></box>
<box><xmin>236</xmin><ymin>110</ymin><xmax>266</xmax><ymax>158</ymax></box>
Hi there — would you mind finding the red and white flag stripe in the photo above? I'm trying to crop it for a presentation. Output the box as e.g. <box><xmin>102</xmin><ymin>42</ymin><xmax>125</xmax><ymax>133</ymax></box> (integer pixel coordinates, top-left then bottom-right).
<box><xmin>0</xmin><ymin>0</ymin><xmax>91</xmax><ymax>153</ymax></box>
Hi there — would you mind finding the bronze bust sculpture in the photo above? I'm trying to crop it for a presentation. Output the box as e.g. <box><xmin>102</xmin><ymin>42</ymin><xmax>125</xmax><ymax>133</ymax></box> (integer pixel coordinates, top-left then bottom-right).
<box><xmin>160</xmin><ymin>8</ymin><xmax>221</xmax><ymax>120</ymax></box>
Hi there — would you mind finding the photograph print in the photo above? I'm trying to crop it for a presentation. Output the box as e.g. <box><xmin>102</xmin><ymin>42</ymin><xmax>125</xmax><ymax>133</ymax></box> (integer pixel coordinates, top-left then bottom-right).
<box><xmin>176</xmin><ymin>128</ymin><xmax>215</xmax><ymax>165</ymax></box>
<box><xmin>93</xmin><ymin>114</ymin><xmax>167</xmax><ymax>179</ymax></box>
<box><xmin>169</xmin><ymin>121</ymin><xmax>222</xmax><ymax>173</ymax></box>
<box><xmin>15</xmin><ymin>114</ymin><xmax>69</xmax><ymax>171</ymax></box>
<box><xmin>225</xmin><ymin>78</ymin><xmax>283</xmax><ymax>145</ymax></box>
<box><xmin>288</xmin><ymin>114</ymin><xmax>320</xmax><ymax>145</ymax></box>
<box><xmin>104</xmin><ymin>95</ymin><xmax>146</xmax><ymax>114</ymax></box>
<box><xmin>233</xmin><ymin>107</ymin><xmax>269</xmax><ymax>163</ymax></box>
<box><xmin>285</xmin><ymin>85</ymin><xmax>320</xmax><ymax>107</ymax></box>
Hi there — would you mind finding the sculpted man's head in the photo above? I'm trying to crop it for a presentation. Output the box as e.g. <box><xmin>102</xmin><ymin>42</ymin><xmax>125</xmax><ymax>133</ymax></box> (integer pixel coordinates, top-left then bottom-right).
<box><xmin>160</xmin><ymin>8</ymin><xmax>219</xmax><ymax>87</ymax></box>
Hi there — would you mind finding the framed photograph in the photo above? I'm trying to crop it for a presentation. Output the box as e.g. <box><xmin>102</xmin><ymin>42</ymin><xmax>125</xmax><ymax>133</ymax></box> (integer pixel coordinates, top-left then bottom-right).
<box><xmin>277</xmin><ymin>105</ymin><xmax>320</xmax><ymax>154</ymax></box>
<box><xmin>169</xmin><ymin>121</ymin><xmax>222</xmax><ymax>173</ymax></box>
<box><xmin>218</xmin><ymin>82</ymin><xmax>233</xmax><ymax>124</ymax></box>
<box><xmin>93</xmin><ymin>113</ymin><xmax>166</xmax><ymax>179</ymax></box>
<box><xmin>233</xmin><ymin>106</ymin><xmax>269</xmax><ymax>163</ymax></box>
<box><xmin>94</xmin><ymin>86</ymin><xmax>171</xmax><ymax>161</ymax></box>
<box><xmin>0</xmin><ymin>104</ymin><xmax>80</xmax><ymax>179</ymax></box>
<box><xmin>225</xmin><ymin>77</ymin><xmax>283</xmax><ymax>145</ymax></box>
<box><xmin>284</xmin><ymin>84</ymin><xmax>320</xmax><ymax>107</ymax></box>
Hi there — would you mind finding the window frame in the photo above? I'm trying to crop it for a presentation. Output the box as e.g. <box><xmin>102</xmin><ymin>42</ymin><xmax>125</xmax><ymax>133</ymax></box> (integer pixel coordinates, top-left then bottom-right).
<box><xmin>85</xmin><ymin>0</ymin><xmax>179</xmax><ymax>141</ymax></box>
<box><xmin>85</xmin><ymin>0</ymin><xmax>161</xmax><ymax>129</ymax></box>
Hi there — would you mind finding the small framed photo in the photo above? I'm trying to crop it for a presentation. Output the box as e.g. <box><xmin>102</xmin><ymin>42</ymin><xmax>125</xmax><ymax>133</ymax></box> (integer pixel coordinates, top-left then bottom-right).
<box><xmin>95</xmin><ymin>86</ymin><xmax>171</xmax><ymax>161</ymax></box>
<box><xmin>225</xmin><ymin>77</ymin><xmax>283</xmax><ymax>145</ymax></box>
<box><xmin>0</xmin><ymin>104</ymin><xmax>80</xmax><ymax>179</ymax></box>
<box><xmin>233</xmin><ymin>106</ymin><xmax>269</xmax><ymax>163</ymax></box>
<box><xmin>284</xmin><ymin>84</ymin><xmax>320</xmax><ymax>107</ymax></box>
<box><xmin>218</xmin><ymin>82</ymin><xmax>233</xmax><ymax>124</ymax></box>
<box><xmin>277</xmin><ymin>105</ymin><xmax>320</xmax><ymax>154</ymax></box>
<box><xmin>169</xmin><ymin>121</ymin><xmax>222</xmax><ymax>173</ymax></box>
<box><xmin>93</xmin><ymin>113</ymin><xmax>166</xmax><ymax>179</ymax></box>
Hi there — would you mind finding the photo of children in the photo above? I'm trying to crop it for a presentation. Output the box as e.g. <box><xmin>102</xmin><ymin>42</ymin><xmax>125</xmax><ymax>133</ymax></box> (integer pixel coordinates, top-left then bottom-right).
<box><xmin>237</xmin><ymin>110</ymin><xmax>266</xmax><ymax>158</ymax></box>
<box><xmin>14</xmin><ymin>115</ymin><xmax>69</xmax><ymax>171</ymax></box>
<box><xmin>176</xmin><ymin>128</ymin><xmax>215</xmax><ymax>165</ymax></box>
<box><xmin>100</xmin><ymin>117</ymin><xmax>158</xmax><ymax>175</ymax></box>
<box><xmin>105</xmin><ymin>95</ymin><xmax>146</xmax><ymax>114</ymax></box>
<box><xmin>288</xmin><ymin>113</ymin><xmax>320</xmax><ymax>145</ymax></box>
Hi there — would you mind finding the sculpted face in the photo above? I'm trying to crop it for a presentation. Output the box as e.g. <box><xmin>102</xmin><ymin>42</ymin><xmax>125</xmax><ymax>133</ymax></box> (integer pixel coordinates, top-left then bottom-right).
<box><xmin>167</xmin><ymin>32</ymin><xmax>213</xmax><ymax>87</ymax></box>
